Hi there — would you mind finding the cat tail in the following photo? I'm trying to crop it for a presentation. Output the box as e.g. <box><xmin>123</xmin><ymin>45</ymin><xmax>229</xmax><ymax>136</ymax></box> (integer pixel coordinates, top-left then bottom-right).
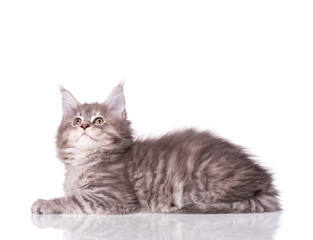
<box><xmin>175</xmin><ymin>190</ymin><xmax>281</xmax><ymax>214</ymax></box>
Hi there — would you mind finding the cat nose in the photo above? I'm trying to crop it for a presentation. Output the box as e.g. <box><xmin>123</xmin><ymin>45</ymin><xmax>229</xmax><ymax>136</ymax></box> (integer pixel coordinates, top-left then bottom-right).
<box><xmin>81</xmin><ymin>124</ymin><xmax>90</xmax><ymax>130</ymax></box>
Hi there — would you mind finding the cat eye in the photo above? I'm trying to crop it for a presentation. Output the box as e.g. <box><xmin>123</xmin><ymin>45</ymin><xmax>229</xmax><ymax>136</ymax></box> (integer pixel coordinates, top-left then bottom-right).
<box><xmin>73</xmin><ymin>118</ymin><xmax>82</xmax><ymax>126</ymax></box>
<box><xmin>94</xmin><ymin>117</ymin><xmax>104</xmax><ymax>125</ymax></box>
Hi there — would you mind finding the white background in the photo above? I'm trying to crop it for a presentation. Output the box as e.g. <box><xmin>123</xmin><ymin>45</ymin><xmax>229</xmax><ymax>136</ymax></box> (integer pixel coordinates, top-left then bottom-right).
<box><xmin>0</xmin><ymin>1</ymin><xmax>312</xmax><ymax>239</ymax></box>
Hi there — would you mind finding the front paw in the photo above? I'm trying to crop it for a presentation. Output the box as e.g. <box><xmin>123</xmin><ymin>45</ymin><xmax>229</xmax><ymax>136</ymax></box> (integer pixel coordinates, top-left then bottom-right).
<box><xmin>32</xmin><ymin>199</ymin><xmax>60</xmax><ymax>214</ymax></box>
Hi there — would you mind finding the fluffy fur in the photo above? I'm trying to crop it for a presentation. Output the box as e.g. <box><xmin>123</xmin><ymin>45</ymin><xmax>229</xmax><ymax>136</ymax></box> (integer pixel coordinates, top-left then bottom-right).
<box><xmin>32</xmin><ymin>84</ymin><xmax>280</xmax><ymax>214</ymax></box>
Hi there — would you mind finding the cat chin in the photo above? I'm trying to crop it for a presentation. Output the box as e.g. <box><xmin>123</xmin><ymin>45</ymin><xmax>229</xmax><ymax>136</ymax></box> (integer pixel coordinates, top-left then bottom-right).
<box><xmin>72</xmin><ymin>136</ymin><xmax>97</xmax><ymax>150</ymax></box>
<box><xmin>74</xmin><ymin>136</ymin><xmax>113</xmax><ymax>151</ymax></box>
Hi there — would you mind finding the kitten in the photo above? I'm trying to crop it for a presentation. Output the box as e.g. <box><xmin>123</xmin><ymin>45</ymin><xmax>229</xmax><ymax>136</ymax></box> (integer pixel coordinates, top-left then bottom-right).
<box><xmin>32</xmin><ymin>84</ymin><xmax>280</xmax><ymax>214</ymax></box>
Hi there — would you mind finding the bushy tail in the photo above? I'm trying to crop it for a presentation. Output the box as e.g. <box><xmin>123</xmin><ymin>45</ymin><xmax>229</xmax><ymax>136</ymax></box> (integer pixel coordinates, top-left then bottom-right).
<box><xmin>227</xmin><ymin>194</ymin><xmax>281</xmax><ymax>213</ymax></box>
<box><xmin>174</xmin><ymin>189</ymin><xmax>281</xmax><ymax>214</ymax></box>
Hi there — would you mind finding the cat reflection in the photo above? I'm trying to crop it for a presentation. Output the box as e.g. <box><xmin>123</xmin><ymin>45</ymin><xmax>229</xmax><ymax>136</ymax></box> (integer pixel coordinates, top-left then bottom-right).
<box><xmin>32</xmin><ymin>212</ymin><xmax>281</xmax><ymax>240</ymax></box>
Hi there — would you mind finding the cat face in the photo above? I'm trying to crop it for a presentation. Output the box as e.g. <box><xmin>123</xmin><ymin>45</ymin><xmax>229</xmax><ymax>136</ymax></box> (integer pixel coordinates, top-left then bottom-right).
<box><xmin>57</xmin><ymin>84</ymin><xmax>132</xmax><ymax>152</ymax></box>
<box><xmin>60</xmin><ymin>104</ymin><xmax>117</xmax><ymax>150</ymax></box>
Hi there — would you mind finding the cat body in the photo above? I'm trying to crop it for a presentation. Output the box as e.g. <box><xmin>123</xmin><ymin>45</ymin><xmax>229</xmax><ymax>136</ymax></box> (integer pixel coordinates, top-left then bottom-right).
<box><xmin>31</xmin><ymin>84</ymin><xmax>280</xmax><ymax>214</ymax></box>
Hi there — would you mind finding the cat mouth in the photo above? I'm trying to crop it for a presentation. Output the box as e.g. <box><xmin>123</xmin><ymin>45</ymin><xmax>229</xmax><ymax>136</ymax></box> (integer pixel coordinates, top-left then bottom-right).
<box><xmin>80</xmin><ymin>133</ymin><xmax>95</xmax><ymax>140</ymax></box>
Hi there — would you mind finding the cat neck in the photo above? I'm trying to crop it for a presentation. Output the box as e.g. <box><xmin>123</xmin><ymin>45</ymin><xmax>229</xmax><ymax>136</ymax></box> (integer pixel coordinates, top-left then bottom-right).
<box><xmin>60</xmin><ymin>146</ymin><xmax>129</xmax><ymax>195</ymax></box>
<box><xmin>58</xmin><ymin>146</ymin><xmax>128</xmax><ymax>168</ymax></box>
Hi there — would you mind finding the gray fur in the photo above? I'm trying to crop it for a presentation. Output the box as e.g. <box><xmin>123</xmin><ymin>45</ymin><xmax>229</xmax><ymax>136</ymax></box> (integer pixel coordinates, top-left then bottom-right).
<box><xmin>32</xmin><ymin>84</ymin><xmax>280</xmax><ymax>214</ymax></box>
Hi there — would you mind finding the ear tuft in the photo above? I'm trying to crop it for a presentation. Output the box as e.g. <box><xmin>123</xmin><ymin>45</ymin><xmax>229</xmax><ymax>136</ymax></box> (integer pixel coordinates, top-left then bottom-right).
<box><xmin>59</xmin><ymin>85</ymin><xmax>80</xmax><ymax>118</ymax></box>
<box><xmin>105</xmin><ymin>83</ymin><xmax>126</xmax><ymax>119</ymax></box>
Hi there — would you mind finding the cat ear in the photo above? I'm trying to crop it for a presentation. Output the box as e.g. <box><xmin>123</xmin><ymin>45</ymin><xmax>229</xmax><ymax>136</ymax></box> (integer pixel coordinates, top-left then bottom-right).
<box><xmin>105</xmin><ymin>83</ymin><xmax>126</xmax><ymax>119</ymax></box>
<box><xmin>59</xmin><ymin>86</ymin><xmax>80</xmax><ymax>118</ymax></box>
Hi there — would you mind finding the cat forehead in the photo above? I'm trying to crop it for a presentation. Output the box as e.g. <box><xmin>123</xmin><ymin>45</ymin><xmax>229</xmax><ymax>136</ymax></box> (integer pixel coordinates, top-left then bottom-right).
<box><xmin>76</xmin><ymin>103</ymin><xmax>107</xmax><ymax>117</ymax></box>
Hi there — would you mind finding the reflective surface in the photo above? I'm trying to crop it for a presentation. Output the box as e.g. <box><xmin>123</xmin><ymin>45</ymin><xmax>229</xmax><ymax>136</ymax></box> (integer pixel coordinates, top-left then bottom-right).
<box><xmin>32</xmin><ymin>212</ymin><xmax>281</xmax><ymax>240</ymax></box>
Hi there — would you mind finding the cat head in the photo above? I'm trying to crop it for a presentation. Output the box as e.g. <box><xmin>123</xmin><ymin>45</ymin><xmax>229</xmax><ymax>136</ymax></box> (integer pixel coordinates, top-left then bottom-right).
<box><xmin>56</xmin><ymin>83</ymin><xmax>133</xmax><ymax>154</ymax></box>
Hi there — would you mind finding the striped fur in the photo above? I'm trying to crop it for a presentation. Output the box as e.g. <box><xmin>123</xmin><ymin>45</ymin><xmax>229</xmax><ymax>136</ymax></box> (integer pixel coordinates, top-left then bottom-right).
<box><xmin>31</xmin><ymin>84</ymin><xmax>280</xmax><ymax>214</ymax></box>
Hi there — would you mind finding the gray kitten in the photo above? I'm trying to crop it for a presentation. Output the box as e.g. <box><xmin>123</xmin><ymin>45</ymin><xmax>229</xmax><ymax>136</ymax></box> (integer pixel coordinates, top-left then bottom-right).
<box><xmin>32</xmin><ymin>84</ymin><xmax>280</xmax><ymax>214</ymax></box>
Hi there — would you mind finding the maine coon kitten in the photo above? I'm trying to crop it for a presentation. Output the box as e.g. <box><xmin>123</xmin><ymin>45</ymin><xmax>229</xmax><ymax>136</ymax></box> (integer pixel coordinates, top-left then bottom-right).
<box><xmin>31</xmin><ymin>84</ymin><xmax>280</xmax><ymax>214</ymax></box>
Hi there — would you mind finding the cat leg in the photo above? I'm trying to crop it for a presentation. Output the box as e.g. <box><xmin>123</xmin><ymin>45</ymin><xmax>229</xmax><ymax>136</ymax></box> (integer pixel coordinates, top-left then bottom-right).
<box><xmin>32</xmin><ymin>192</ymin><xmax>139</xmax><ymax>214</ymax></box>
<box><xmin>172</xmin><ymin>202</ymin><xmax>238</xmax><ymax>214</ymax></box>
<box><xmin>32</xmin><ymin>194</ymin><xmax>94</xmax><ymax>214</ymax></box>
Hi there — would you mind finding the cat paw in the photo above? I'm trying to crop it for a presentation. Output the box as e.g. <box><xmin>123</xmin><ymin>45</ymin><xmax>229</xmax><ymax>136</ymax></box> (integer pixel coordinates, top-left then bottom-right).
<box><xmin>31</xmin><ymin>199</ymin><xmax>60</xmax><ymax>214</ymax></box>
